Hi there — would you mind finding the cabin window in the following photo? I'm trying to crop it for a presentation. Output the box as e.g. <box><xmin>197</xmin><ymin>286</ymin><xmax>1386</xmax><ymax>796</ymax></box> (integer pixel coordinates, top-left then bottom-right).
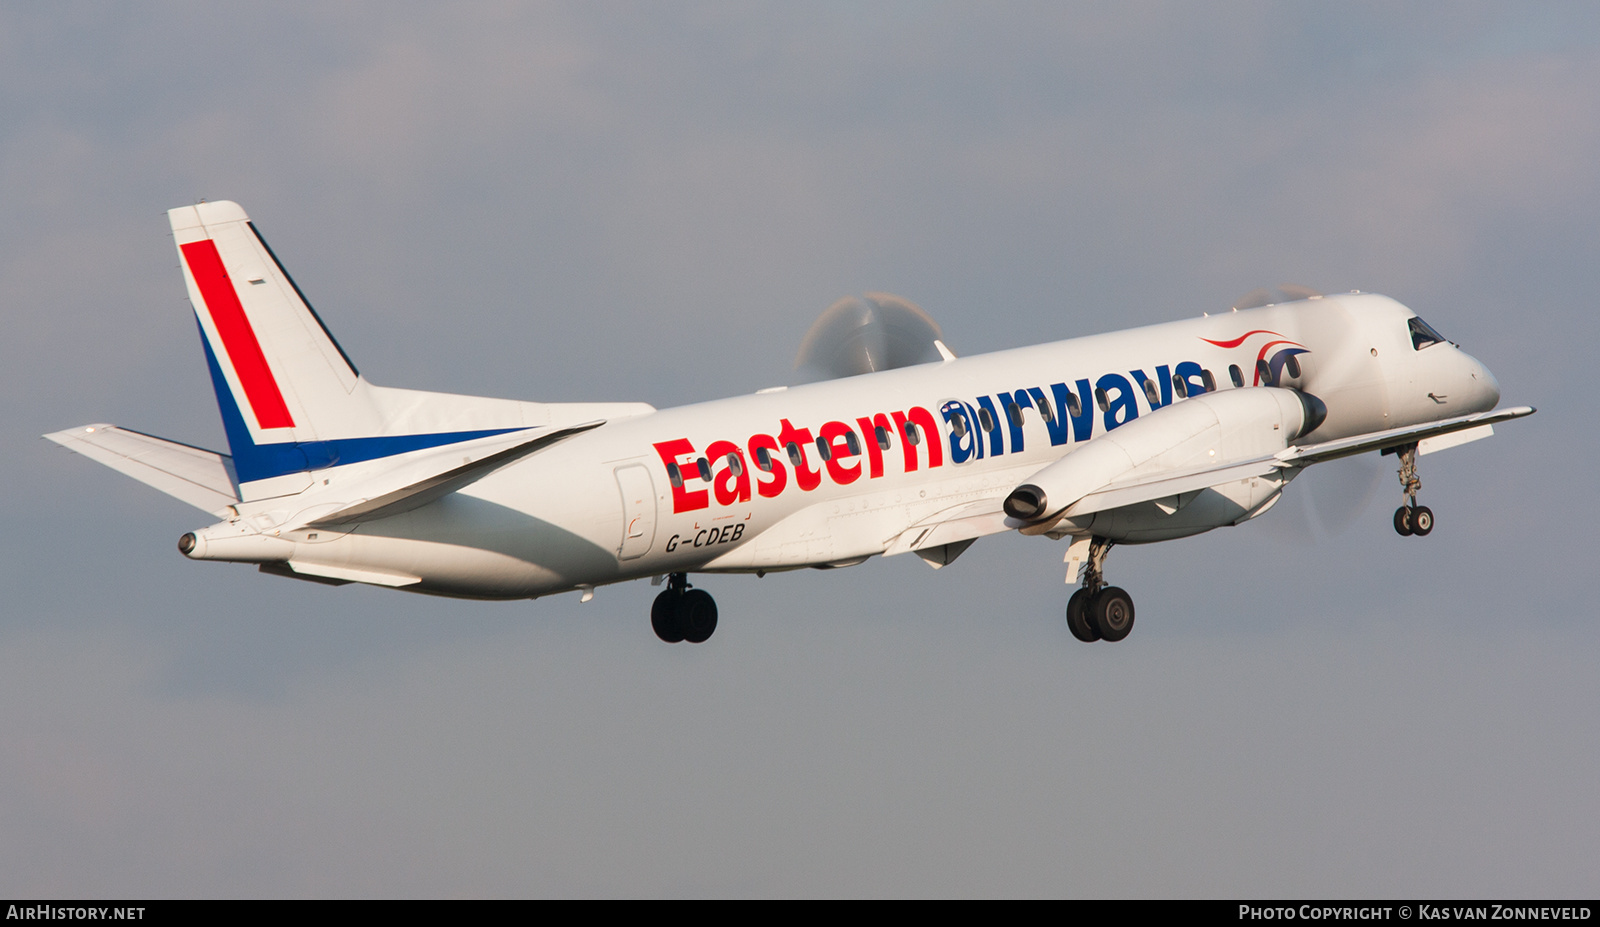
<box><xmin>815</xmin><ymin>436</ymin><xmax>831</xmax><ymax>461</ymax></box>
<box><xmin>1202</xmin><ymin>369</ymin><xmax>1217</xmax><ymax>392</ymax></box>
<box><xmin>1095</xmin><ymin>388</ymin><xmax>1110</xmax><ymax>413</ymax></box>
<box><xmin>727</xmin><ymin>453</ymin><xmax>743</xmax><ymax>476</ymax></box>
<box><xmin>875</xmin><ymin>425</ymin><xmax>891</xmax><ymax>450</ymax></box>
<box><xmin>786</xmin><ymin>442</ymin><xmax>803</xmax><ymax>467</ymax></box>
<box><xmin>1229</xmin><ymin>364</ymin><xmax>1244</xmax><ymax>387</ymax></box>
<box><xmin>1006</xmin><ymin>402</ymin><xmax>1024</xmax><ymax>428</ymax></box>
<box><xmin>754</xmin><ymin>446</ymin><xmax>773</xmax><ymax>472</ymax></box>
<box><xmin>1064</xmin><ymin>393</ymin><xmax>1080</xmax><ymax>419</ymax></box>
<box><xmin>696</xmin><ymin>458</ymin><xmax>712</xmax><ymax>482</ymax></box>
<box><xmin>1409</xmin><ymin>316</ymin><xmax>1447</xmax><ymax>350</ymax></box>
<box><xmin>1172</xmin><ymin>374</ymin><xmax>1188</xmax><ymax>399</ymax></box>
<box><xmin>666</xmin><ymin>463</ymin><xmax>683</xmax><ymax>488</ymax></box>
<box><xmin>1039</xmin><ymin>398</ymin><xmax>1056</xmax><ymax>423</ymax></box>
<box><xmin>845</xmin><ymin>430</ymin><xmax>861</xmax><ymax>456</ymax></box>
<box><xmin>1256</xmin><ymin>359</ymin><xmax>1272</xmax><ymax>383</ymax></box>
<box><xmin>1142</xmin><ymin>379</ymin><xmax>1160</xmax><ymax>405</ymax></box>
<box><xmin>950</xmin><ymin>412</ymin><xmax>968</xmax><ymax>437</ymax></box>
<box><xmin>1284</xmin><ymin>354</ymin><xmax>1301</xmax><ymax>378</ymax></box>
<box><xmin>903</xmin><ymin>422</ymin><xmax>921</xmax><ymax>446</ymax></box>
<box><xmin>977</xmin><ymin>407</ymin><xmax>995</xmax><ymax>432</ymax></box>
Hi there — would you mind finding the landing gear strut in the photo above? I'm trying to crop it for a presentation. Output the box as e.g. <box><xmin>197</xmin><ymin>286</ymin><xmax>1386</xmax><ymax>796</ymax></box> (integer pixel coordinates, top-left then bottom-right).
<box><xmin>1065</xmin><ymin>536</ymin><xmax>1135</xmax><ymax>643</ymax></box>
<box><xmin>1390</xmin><ymin>443</ymin><xmax>1434</xmax><ymax>537</ymax></box>
<box><xmin>651</xmin><ymin>573</ymin><xmax>718</xmax><ymax>644</ymax></box>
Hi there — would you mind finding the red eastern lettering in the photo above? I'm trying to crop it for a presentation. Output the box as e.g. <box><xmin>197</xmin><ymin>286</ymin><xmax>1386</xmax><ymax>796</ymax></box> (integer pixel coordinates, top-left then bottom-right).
<box><xmin>855</xmin><ymin>414</ymin><xmax>889</xmax><ymax>479</ymax></box>
<box><xmin>748</xmin><ymin>434</ymin><xmax>787</xmax><ymax>498</ymax></box>
<box><xmin>653</xmin><ymin>439</ymin><xmax>709</xmax><ymax>513</ymax></box>
<box><xmin>906</xmin><ymin>406</ymin><xmax>943</xmax><ymax>468</ymax></box>
<box><xmin>705</xmin><ymin>439</ymin><xmax>752</xmax><ymax>505</ymax></box>
<box><xmin>819</xmin><ymin>421</ymin><xmax>861</xmax><ymax>485</ymax></box>
<box><xmin>777</xmin><ymin>418</ymin><xmax>822</xmax><ymax>491</ymax></box>
<box><xmin>889</xmin><ymin>411</ymin><xmax>919</xmax><ymax>472</ymax></box>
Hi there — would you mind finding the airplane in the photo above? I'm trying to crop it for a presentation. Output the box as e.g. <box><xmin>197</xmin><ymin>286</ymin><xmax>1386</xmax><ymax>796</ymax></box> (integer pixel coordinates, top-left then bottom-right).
<box><xmin>45</xmin><ymin>200</ymin><xmax>1534</xmax><ymax>645</ymax></box>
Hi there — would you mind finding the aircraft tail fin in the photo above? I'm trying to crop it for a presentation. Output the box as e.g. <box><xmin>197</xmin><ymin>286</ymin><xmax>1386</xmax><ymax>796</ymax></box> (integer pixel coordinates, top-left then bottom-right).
<box><xmin>170</xmin><ymin>201</ymin><xmax>373</xmax><ymax>447</ymax></box>
<box><xmin>165</xmin><ymin>201</ymin><xmax>655</xmax><ymax>503</ymax></box>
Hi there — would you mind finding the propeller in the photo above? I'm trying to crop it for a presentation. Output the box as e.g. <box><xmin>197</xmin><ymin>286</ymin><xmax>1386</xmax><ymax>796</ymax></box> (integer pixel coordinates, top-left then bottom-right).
<box><xmin>1231</xmin><ymin>283</ymin><xmax>1323</xmax><ymax>311</ymax></box>
<box><xmin>795</xmin><ymin>292</ymin><xmax>946</xmax><ymax>381</ymax></box>
<box><xmin>1263</xmin><ymin>453</ymin><xmax>1387</xmax><ymax>545</ymax></box>
<box><xmin>1227</xmin><ymin>282</ymin><xmax>1384</xmax><ymax>541</ymax></box>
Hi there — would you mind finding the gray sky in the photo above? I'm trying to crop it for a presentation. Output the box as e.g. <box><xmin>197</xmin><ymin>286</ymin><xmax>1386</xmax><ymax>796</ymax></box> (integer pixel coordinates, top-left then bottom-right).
<box><xmin>2</xmin><ymin>2</ymin><xmax>1596</xmax><ymax>897</ymax></box>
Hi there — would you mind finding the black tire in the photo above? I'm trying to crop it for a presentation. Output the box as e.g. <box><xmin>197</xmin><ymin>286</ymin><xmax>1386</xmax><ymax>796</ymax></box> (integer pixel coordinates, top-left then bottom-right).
<box><xmin>1393</xmin><ymin>505</ymin><xmax>1413</xmax><ymax>536</ymax></box>
<box><xmin>1411</xmin><ymin>505</ymin><xmax>1434</xmax><ymax>536</ymax></box>
<box><xmin>651</xmin><ymin>590</ymin><xmax>685</xmax><ymax>643</ymax></box>
<box><xmin>1066</xmin><ymin>588</ymin><xmax>1100</xmax><ymax>642</ymax></box>
<box><xmin>679</xmin><ymin>589</ymin><xmax>719</xmax><ymax>644</ymax></box>
<box><xmin>1091</xmin><ymin>587</ymin><xmax>1135</xmax><ymax>642</ymax></box>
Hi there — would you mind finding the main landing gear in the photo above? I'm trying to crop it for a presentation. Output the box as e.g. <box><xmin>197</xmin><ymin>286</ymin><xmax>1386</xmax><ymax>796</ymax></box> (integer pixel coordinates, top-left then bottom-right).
<box><xmin>1390</xmin><ymin>443</ymin><xmax>1435</xmax><ymax>538</ymax></box>
<box><xmin>652</xmin><ymin>573</ymin><xmax>718</xmax><ymax>644</ymax></box>
<box><xmin>1065</xmin><ymin>536</ymin><xmax>1135</xmax><ymax>643</ymax></box>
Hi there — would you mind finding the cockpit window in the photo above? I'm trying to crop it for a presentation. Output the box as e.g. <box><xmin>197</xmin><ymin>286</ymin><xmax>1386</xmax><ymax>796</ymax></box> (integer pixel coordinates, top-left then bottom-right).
<box><xmin>1409</xmin><ymin>316</ymin><xmax>1448</xmax><ymax>350</ymax></box>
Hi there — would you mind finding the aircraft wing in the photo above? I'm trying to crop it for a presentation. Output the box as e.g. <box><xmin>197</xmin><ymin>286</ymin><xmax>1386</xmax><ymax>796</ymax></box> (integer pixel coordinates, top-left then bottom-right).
<box><xmin>1045</xmin><ymin>405</ymin><xmax>1535</xmax><ymax>522</ymax></box>
<box><xmin>1057</xmin><ymin>457</ymin><xmax>1284</xmax><ymax>521</ymax></box>
<box><xmin>306</xmin><ymin>420</ymin><xmax>606</xmax><ymax>527</ymax></box>
<box><xmin>1278</xmin><ymin>405</ymin><xmax>1535</xmax><ymax>466</ymax></box>
<box><xmin>44</xmin><ymin>424</ymin><xmax>238</xmax><ymax>515</ymax></box>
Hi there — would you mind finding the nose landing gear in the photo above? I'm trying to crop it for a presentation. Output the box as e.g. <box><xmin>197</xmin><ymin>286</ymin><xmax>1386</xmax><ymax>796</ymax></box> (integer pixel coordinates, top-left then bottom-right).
<box><xmin>1065</xmin><ymin>536</ymin><xmax>1135</xmax><ymax>643</ymax></box>
<box><xmin>1390</xmin><ymin>443</ymin><xmax>1435</xmax><ymax>537</ymax></box>
<box><xmin>651</xmin><ymin>573</ymin><xmax>718</xmax><ymax>643</ymax></box>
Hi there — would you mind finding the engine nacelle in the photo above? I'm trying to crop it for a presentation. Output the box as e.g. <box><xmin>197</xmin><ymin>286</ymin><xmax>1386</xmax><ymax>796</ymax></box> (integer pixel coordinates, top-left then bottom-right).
<box><xmin>1003</xmin><ymin>387</ymin><xmax>1325</xmax><ymax>523</ymax></box>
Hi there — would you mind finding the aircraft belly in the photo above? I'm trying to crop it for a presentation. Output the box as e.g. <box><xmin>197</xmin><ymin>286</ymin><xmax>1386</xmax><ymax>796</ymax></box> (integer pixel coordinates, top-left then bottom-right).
<box><xmin>322</xmin><ymin>533</ymin><xmax>569</xmax><ymax>598</ymax></box>
<box><xmin>322</xmin><ymin>473</ymin><xmax>626</xmax><ymax>597</ymax></box>
<box><xmin>701</xmin><ymin>462</ymin><xmax>1037</xmax><ymax>570</ymax></box>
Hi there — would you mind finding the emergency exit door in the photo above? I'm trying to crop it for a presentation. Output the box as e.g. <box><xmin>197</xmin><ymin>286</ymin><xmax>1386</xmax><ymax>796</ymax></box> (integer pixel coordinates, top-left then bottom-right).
<box><xmin>614</xmin><ymin>464</ymin><xmax>657</xmax><ymax>560</ymax></box>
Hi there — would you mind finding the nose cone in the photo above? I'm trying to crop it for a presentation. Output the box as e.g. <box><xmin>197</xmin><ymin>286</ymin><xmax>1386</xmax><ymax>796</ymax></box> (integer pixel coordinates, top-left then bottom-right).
<box><xmin>1461</xmin><ymin>350</ymin><xmax>1501</xmax><ymax>412</ymax></box>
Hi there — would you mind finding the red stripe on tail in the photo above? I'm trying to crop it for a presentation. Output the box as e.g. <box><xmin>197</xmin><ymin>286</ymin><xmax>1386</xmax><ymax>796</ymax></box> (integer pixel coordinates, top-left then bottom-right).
<box><xmin>180</xmin><ymin>239</ymin><xmax>295</xmax><ymax>430</ymax></box>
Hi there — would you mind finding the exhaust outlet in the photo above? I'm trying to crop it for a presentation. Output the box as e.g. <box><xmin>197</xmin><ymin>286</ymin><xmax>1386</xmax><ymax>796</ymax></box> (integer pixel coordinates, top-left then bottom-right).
<box><xmin>1003</xmin><ymin>485</ymin><xmax>1049</xmax><ymax>520</ymax></box>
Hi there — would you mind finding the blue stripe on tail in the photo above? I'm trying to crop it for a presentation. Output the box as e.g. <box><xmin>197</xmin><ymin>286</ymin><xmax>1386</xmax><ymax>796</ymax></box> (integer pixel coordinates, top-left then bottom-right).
<box><xmin>198</xmin><ymin>322</ymin><xmax>521</xmax><ymax>484</ymax></box>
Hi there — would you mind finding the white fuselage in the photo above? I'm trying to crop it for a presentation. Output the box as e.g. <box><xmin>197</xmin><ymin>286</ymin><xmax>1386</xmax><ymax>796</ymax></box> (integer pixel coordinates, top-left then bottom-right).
<box><xmin>217</xmin><ymin>293</ymin><xmax>1501</xmax><ymax>599</ymax></box>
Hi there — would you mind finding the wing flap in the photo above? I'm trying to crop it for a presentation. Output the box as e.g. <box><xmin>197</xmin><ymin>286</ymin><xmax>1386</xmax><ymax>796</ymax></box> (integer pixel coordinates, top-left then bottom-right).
<box><xmin>44</xmin><ymin>424</ymin><xmax>238</xmax><ymax>514</ymax></box>
<box><xmin>883</xmin><ymin>497</ymin><xmax>1011</xmax><ymax>557</ymax></box>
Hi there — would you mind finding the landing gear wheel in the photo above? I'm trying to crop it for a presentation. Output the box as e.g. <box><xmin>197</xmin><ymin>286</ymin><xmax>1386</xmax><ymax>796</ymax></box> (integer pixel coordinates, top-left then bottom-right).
<box><xmin>1066</xmin><ymin>588</ymin><xmax>1100</xmax><ymax>643</ymax></box>
<box><xmin>1091</xmin><ymin>587</ymin><xmax>1135</xmax><ymax>642</ymax></box>
<box><xmin>651</xmin><ymin>589</ymin><xmax>685</xmax><ymax>643</ymax></box>
<box><xmin>1393</xmin><ymin>506</ymin><xmax>1414</xmax><ymax>536</ymax></box>
<box><xmin>1411</xmin><ymin>505</ymin><xmax>1434</xmax><ymax>536</ymax></box>
<box><xmin>679</xmin><ymin>589</ymin><xmax>719</xmax><ymax>643</ymax></box>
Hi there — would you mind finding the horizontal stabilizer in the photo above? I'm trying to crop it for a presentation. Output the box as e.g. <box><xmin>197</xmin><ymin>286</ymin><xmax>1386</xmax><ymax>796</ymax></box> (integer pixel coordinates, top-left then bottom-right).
<box><xmin>307</xmin><ymin>420</ymin><xmax>605</xmax><ymax>527</ymax></box>
<box><xmin>44</xmin><ymin>425</ymin><xmax>238</xmax><ymax>514</ymax></box>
